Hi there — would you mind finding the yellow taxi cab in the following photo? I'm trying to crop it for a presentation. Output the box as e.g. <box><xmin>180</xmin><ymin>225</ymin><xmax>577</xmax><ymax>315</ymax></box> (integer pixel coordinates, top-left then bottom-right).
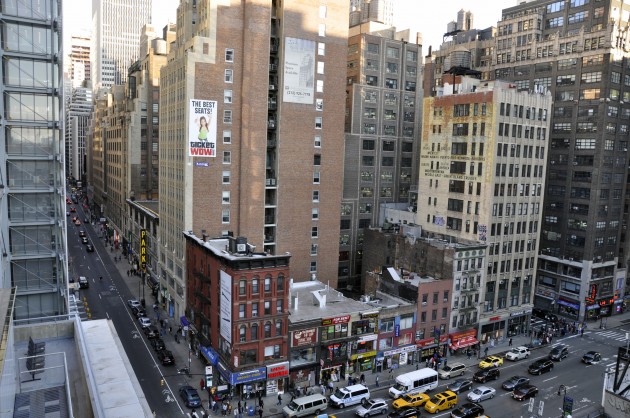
<box><xmin>392</xmin><ymin>391</ymin><xmax>430</xmax><ymax>409</ymax></box>
<box><xmin>423</xmin><ymin>390</ymin><xmax>457</xmax><ymax>414</ymax></box>
<box><xmin>478</xmin><ymin>356</ymin><xmax>504</xmax><ymax>369</ymax></box>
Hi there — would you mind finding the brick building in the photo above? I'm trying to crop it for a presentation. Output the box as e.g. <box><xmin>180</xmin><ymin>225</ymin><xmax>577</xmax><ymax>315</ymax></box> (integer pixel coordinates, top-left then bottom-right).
<box><xmin>184</xmin><ymin>232</ymin><xmax>290</xmax><ymax>396</ymax></box>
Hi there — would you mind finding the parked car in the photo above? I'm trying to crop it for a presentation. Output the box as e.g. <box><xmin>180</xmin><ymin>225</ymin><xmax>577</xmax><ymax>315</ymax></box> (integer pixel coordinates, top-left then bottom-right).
<box><xmin>438</xmin><ymin>363</ymin><xmax>467</xmax><ymax>379</ymax></box>
<box><xmin>505</xmin><ymin>346</ymin><xmax>530</xmax><ymax>361</ymax></box>
<box><xmin>387</xmin><ymin>407</ymin><xmax>421</xmax><ymax>418</ymax></box>
<box><xmin>473</xmin><ymin>368</ymin><xmax>500</xmax><ymax>383</ymax></box>
<box><xmin>528</xmin><ymin>359</ymin><xmax>554</xmax><ymax>375</ymax></box>
<box><xmin>151</xmin><ymin>338</ymin><xmax>166</xmax><ymax>351</ymax></box>
<box><xmin>450</xmin><ymin>402</ymin><xmax>484</xmax><ymax>418</ymax></box>
<box><xmin>446</xmin><ymin>379</ymin><xmax>473</xmax><ymax>394</ymax></box>
<box><xmin>356</xmin><ymin>398</ymin><xmax>388</xmax><ymax>417</ymax></box>
<box><xmin>144</xmin><ymin>326</ymin><xmax>159</xmax><ymax>338</ymax></box>
<box><xmin>86</xmin><ymin>244</ymin><xmax>94</xmax><ymax>252</ymax></box>
<box><xmin>424</xmin><ymin>391</ymin><xmax>458</xmax><ymax>414</ymax></box>
<box><xmin>179</xmin><ymin>385</ymin><xmax>202</xmax><ymax>408</ymax></box>
<box><xmin>81</xmin><ymin>237</ymin><xmax>89</xmax><ymax>244</ymax></box>
<box><xmin>128</xmin><ymin>299</ymin><xmax>141</xmax><ymax>309</ymax></box>
<box><xmin>501</xmin><ymin>376</ymin><xmax>530</xmax><ymax>391</ymax></box>
<box><xmin>78</xmin><ymin>276</ymin><xmax>89</xmax><ymax>289</ymax></box>
<box><xmin>138</xmin><ymin>317</ymin><xmax>151</xmax><ymax>328</ymax></box>
<box><xmin>131</xmin><ymin>306</ymin><xmax>147</xmax><ymax>318</ymax></box>
<box><xmin>582</xmin><ymin>351</ymin><xmax>602</xmax><ymax>365</ymax></box>
<box><xmin>549</xmin><ymin>345</ymin><xmax>569</xmax><ymax>361</ymax></box>
<box><xmin>392</xmin><ymin>392</ymin><xmax>430</xmax><ymax>409</ymax></box>
<box><xmin>466</xmin><ymin>386</ymin><xmax>495</xmax><ymax>403</ymax></box>
<box><xmin>78</xmin><ymin>230</ymin><xmax>86</xmax><ymax>237</ymax></box>
<box><xmin>157</xmin><ymin>349</ymin><xmax>175</xmax><ymax>366</ymax></box>
<box><xmin>478</xmin><ymin>356</ymin><xmax>503</xmax><ymax>369</ymax></box>
<box><xmin>512</xmin><ymin>385</ymin><xmax>538</xmax><ymax>401</ymax></box>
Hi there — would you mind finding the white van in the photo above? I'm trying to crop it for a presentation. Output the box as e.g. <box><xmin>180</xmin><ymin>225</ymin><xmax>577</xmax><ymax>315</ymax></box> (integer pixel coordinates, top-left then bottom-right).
<box><xmin>282</xmin><ymin>394</ymin><xmax>328</xmax><ymax>418</ymax></box>
<box><xmin>329</xmin><ymin>384</ymin><xmax>370</xmax><ymax>408</ymax></box>
<box><xmin>388</xmin><ymin>368</ymin><xmax>439</xmax><ymax>398</ymax></box>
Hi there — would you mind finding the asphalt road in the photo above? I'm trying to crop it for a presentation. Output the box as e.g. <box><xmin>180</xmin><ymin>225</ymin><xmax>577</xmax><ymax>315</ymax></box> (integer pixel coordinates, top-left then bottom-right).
<box><xmin>67</xmin><ymin>203</ymin><xmax>192</xmax><ymax>416</ymax></box>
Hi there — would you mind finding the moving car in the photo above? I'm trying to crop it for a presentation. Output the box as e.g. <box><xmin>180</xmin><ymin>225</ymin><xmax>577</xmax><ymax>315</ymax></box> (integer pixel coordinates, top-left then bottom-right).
<box><xmin>355</xmin><ymin>398</ymin><xmax>388</xmax><ymax>417</ymax></box>
<box><xmin>446</xmin><ymin>379</ymin><xmax>473</xmax><ymax>394</ymax></box>
<box><xmin>424</xmin><ymin>391</ymin><xmax>458</xmax><ymax>414</ymax></box>
<box><xmin>70</xmin><ymin>206</ymin><xmax>76</xmax><ymax>212</ymax></box>
<box><xmin>387</xmin><ymin>407</ymin><xmax>421</xmax><ymax>418</ymax></box>
<box><xmin>392</xmin><ymin>392</ymin><xmax>430</xmax><ymax>409</ymax></box>
<box><xmin>151</xmin><ymin>338</ymin><xmax>166</xmax><ymax>351</ymax></box>
<box><xmin>330</xmin><ymin>384</ymin><xmax>370</xmax><ymax>408</ymax></box>
<box><xmin>78</xmin><ymin>230</ymin><xmax>86</xmax><ymax>237</ymax></box>
<box><xmin>144</xmin><ymin>325</ymin><xmax>159</xmax><ymax>338</ymax></box>
<box><xmin>179</xmin><ymin>385</ymin><xmax>202</xmax><ymax>408</ymax></box>
<box><xmin>501</xmin><ymin>376</ymin><xmax>530</xmax><ymax>391</ymax></box>
<box><xmin>138</xmin><ymin>317</ymin><xmax>151</xmax><ymax>328</ymax></box>
<box><xmin>86</xmin><ymin>244</ymin><xmax>94</xmax><ymax>252</ymax></box>
<box><xmin>438</xmin><ymin>363</ymin><xmax>466</xmax><ymax>379</ymax></box>
<box><xmin>582</xmin><ymin>351</ymin><xmax>601</xmax><ymax>364</ymax></box>
<box><xmin>74</xmin><ymin>219</ymin><xmax>81</xmax><ymax>225</ymax></box>
<box><xmin>450</xmin><ymin>402</ymin><xmax>484</xmax><ymax>418</ymax></box>
<box><xmin>78</xmin><ymin>276</ymin><xmax>89</xmax><ymax>289</ymax></box>
<box><xmin>549</xmin><ymin>344</ymin><xmax>569</xmax><ymax>361</ymax></box>
<box><xmin>478</xmin><ymin>356</ymin><xmax>503</xmax><ymax>369</ymax></box>
<box><xmin>466</xmin><ymin>386</ymin><xmax>495</xmax><ymax>403</ymax></box>
<box><xmin>528</xmin><ymin>359</ymin><xmax>554</xmax><ymax>375</ymax></box>
<box><xmin>505</xmin><ymin>346</ymin><xmax>530</xmax><ymax>361</ymax></box>
<box><xmin>473</xmin><ymin>368</ymin><xmax>500</xmax><ymax>383</ymax></box>
<box><xmin>81</xmin><ymin>237</ymin><xmax>89</xmax><ymax>244</ymax></box>
<box><xmin>157</xmin><ymin>349</ymin><xmax>175</xmax><ymax>365</ymax></box>
<box><xmin>512</xmin><ymin>385</ymin><xmax>538</xmax><ymax>401</ymax></box>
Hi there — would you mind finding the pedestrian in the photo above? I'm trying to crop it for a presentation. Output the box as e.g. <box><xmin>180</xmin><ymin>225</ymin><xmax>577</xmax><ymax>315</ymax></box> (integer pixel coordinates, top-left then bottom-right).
<box><xmin>201</xmin><ymin>379</ymin><xmax>206</xmax><ymax>390</ymax></box>
<box><xmin>327</xmin><ymin>380</ymin><xmax>334</xmax><ymax>394</ymax></box>
<box><xmin>443</xmin><ymin>358</ymin><xmax>448</xmax><ymax>368</ymax></box>
<box><xmin>277</xmin><ymin>393</ymin><xmax>282</xmax><ymax>406</ymax></box>
<box><xmin>320</xmin><ymin>383</ymin><xmax>325</xmax><ymax>395</ymax></box>
<box><xmin>484</xmin><ymin>346</ymin><xmax>489</xmax><ymax>357</ymax></box>
<box><xmin>466</xmin><ymin>349</ymin><xmax>471</xmax><ymax>360</ymax></box>
<box><xmin>258</xmin><ymin>406</ymin><xmax>263</xmax><ymax>418</ymax></box>
<box><xmin>169</xmin><ymin>325</ymin><xmax>173</xmax><ymax>334</ymax></box>
<box><xmin>152</xmin><ymin>410</ymin><xmax>156</xmax><ymax>417</ymax></box>
<box><xmin>508</xmin><ymin>337</ymin><xmax>513</xmax><ymax>346</ymax></box>
<box><xmin>222</xmin><ymin>403</ymin><xmax>227</xmax><ymax>416</ymax></box>
<box><xmin>360</xmin><ymin>373</ymin><xmax>365</xmax><ymax>384</ymax></box>
<box><xmin>259</xmin><ymin>398</ymin><xmax>263</xmax><ymax>408</ymax></box>
<box><xmin>375</xmin><ymin>375</ymin><xmax>380</xmax><ymax>387</ymax></box>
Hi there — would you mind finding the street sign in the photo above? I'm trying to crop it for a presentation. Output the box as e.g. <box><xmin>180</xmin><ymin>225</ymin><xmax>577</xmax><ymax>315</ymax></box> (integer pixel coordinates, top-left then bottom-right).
<box><xmin>538</xmin><ymin>400</ymin><xmax>544</xmax><ymax>417</ymax></box>
<box><xmin>563</xmin><ymin>396</ymin><xmax>574</xmax><ymax>417</ymax></box>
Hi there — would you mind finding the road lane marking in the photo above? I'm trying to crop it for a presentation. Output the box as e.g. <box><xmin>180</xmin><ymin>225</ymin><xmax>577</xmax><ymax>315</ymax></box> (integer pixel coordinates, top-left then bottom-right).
<box><xmin>543</xmin><ymin>376</ymin><xmax>558</xmax><ymax>382</ymax></box>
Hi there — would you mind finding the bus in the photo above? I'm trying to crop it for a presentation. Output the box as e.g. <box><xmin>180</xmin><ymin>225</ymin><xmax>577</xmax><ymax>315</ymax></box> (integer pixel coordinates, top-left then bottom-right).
<box><xmin>388</xmin><ymin>368</ymin><xmax>439</xmax><ymax>398</ymax></box>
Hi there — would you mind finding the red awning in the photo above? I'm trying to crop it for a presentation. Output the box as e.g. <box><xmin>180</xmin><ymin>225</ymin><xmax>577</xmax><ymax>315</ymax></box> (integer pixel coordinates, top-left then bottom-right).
<box><xmin>449</xmin><ymin>336</ymin><xmax>479</xmax><ymax>350</ymax></box>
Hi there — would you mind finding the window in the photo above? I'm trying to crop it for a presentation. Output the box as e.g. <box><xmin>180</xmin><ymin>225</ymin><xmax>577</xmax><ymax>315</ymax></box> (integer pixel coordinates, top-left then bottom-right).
<box><xmin>318</xmin><ymin>42</ymin><xmax>325</xmax><ymax>55</ymax></box>
<box><xmin>264</xmin><ymin>301</ymin><xmax>271</xmax><ymax>315</ymax></box>
<box><xmin>385</xmin><ymin>78</ymin><xmax>398</xmax><ymax>89</ymax></box>
<box><xmin>222</xmin><ymin>191</ymin><xmax>230</xmax><ymax>204</ymax></box>
<box><xmin>315</xmin><ymin>117</ymin><xmax>322</xmax><ymax>129</ymax></box>
<box><xmin>223</xmin><ymin>110</ymin><xmax>232</xmax><ymax>123</ymax></box>
<box><xmin>312</xmin><ymin>208</ymin><xmax>319</xmax><ymax>219</ymax></box>
<box><xmin>223</xmin><ymin>151</ymin><xmax>231</xmax><ymax>164</ymax></box>
<box><xmin>224</xmin><ymin>89</ymin><xmax>232</xmax><ymax>103</ymax></box>
<box><xmin>264</xmin><ymin>276</ymin><xmax>271</xmax><ymax>292</ymax></box>
<box><xmin>319</xmin><ymin>5</ymin><xmax>327</xmax><ymax>18</ymax></box>
<box><xmin>366</xmin><ymin>75</ymin><xmax>378</xmax><ymax>86</ymax></box>
<box><xmin>225</xmin><ymin>48</ymin><xmax>234</xmax><ymax>62</ymax></box>
<box><xmin>251</xmin><ymin>323</ymin><xmax>258</xmax><ymax>339</ymax></box>
<box><xmin>239</xmin><ymin>304</ymin><xmax>246</xmax><ymax>319</ymax></box>
<box><xmin>239</xmin><ymin>279</ymin><xmax>246</xmax><ymax>295</ymax></box>
<box><xmin>276</xmin><ymin>320</ymin><xmax>282</xmax><ymax>336</ymax></box>
<box><xmin>240</xmin><ymin>349</ymin><xmax>257</xmax><ymax>365</ymax></box>
<box><xmin>312</xmin><ymin>226</ymin><xmax>318</xmax><ymax>237</ymax></box>
<box><xmin>222</xmin><ymin>171</ymin><xmax>230</xmax><ymax>184</ymax></box>
<box><xmin>316</xmin><ymin>79</ymin><xmax>323</xmax><ymax>93</ymax></box>
<box><xmin>318</xmin><ymin>23</ymin><xmax>326</xmax><ymax>36</ymax></box>
<box><xmin>277</xmin><ymin>274</ymin><xmax>285</xmax><ymax>291</ymax></box>
<box><xmin>314</xmin><ymin>136</ymin><xmax>321</xmax><ymax>147</ymax></box>
<box><xmin>264</xmin><ymin>322</ymin><xmax>272</xmax><ymax>338</ymax></box>
<box><xmin>252</xmin><ymin>303</ymin><xmax>258</xmax><ymax>317</ymax></box>
<box><xmin>313</xmin><ymin>171</ymin><xmax>320</xmax><ymax>184</ymax></box>
<box><xmin>310</xmin><ymin>261</ymin><xmax>317</xmax><ymax>272</ymax></box>
<box><xmin>240</xmin><ymin>325</ymin><xmax>246</xmax><ymax>342</ymax></box>
<box><xmin>252</xmin><ymin>278</ymin><xmax>259</xmax><ymax>294</ymax></box>
<box><xmin>312</xmin><ymin>190</ymin><xmax>319</xmax><ymax>202</ymax></box>
<box><xmin>223</xmin><ymin>130</ymin><xmax>231</xmax><ymax>144</ymax></box>
<box><xmin>222</xmin><ymin>209</ymin><xmax>230</xmax><ymax>223</ymax></box>
<box><xmin>224</xmin><ymin>69</ymin><xmax>233</xmax><ymax>83</ymax></box>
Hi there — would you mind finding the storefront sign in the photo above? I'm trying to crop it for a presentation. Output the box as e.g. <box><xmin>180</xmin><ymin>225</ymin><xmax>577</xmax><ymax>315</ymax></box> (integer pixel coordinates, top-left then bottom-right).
<box><xmin>292</xmin><ymin>328</ymin><xmax>318</xmax><ymax>347</ymax></box>
<box><xmin>383</xmin><ymin>344</ymin><xmax>416</xmax><ymax>357</ymax></box>
<box><xmin>322</xmin><ymin>315</ymin><xmax>351</xmax><ymax>326</ymax></box>
<box><xmin>140</xmin><ymin>229</ymin><xmax>147</xmax><ymax>271</ymax></box>
<box><xmin>200</xmin><ymin>345</ymin><xmax>220</xmax><ymax>365</ymax></box>
<box><xmin>489</xmin><ymin>316</ymin><xmax>501</xmax><ymax>321</ymax></box>
<box><xmin>360</xmin><ymin>311</ymin><xmax>379</xmax><ymax>318</ymax></box>
<box><xmin>536</xmin><ymin>288</ymin><xmax>556</xmax><ymax>300</ymax></box>
<box><xmin>357</xmin><ymin>334</ymin><xmax>378</xmax><ymax>343</ymax></box>
<box><xmin>416</xmin><ymin>335</ymin><xmax>448</xmax><ymax>348</ymax></box>
<box><xmin>351</xmin><ymin>350</ymin><xmax>377</xmax><ymax>361</ymax></box>
<box><xmin>558</xmin><ymin>298</ymin><xmax>580</xmax><ymax>310</ymax></box>
<box><xmin>217</xmin><ymin>362</ymin><xmax>267</xmax><ymax>386</ymax></box>
<box><xmin>267</xmin><ymin>362</ymin><xmax>289</xmax><ymax>379</ymax></box>
<box><xmin>509</xmin><ymin>310</ymin><xmax>528</xmax><ymax>317</ymax></box>
<box><xmin>448</xmin><ymin>329</ymin><xmax>477</xmax><ymax>340</ymax></box>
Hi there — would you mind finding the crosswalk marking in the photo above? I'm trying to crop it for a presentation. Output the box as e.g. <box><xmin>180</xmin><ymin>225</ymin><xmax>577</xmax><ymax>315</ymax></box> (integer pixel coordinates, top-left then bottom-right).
<box><xmin>593</xmin><ymin>329</ymin><xmax>630</xmax><ymax>342</ymax></box>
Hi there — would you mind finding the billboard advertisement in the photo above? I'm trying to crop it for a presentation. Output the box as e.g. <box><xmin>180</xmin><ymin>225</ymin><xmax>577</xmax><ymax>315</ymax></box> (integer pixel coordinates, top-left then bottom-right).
<box><xmin>283</xmin><ymin>37</ymin><xmax>315</xmax><ymax>104</ymax></box>
<box><xmin>189</xmin><ymin>99</ymin><xmax>217</xmax><ymax>157</ymax></box>
<box><xmin>220</xmin><ymin>270</ymin><xmax>232</xmax><ymax>344</ymax></box>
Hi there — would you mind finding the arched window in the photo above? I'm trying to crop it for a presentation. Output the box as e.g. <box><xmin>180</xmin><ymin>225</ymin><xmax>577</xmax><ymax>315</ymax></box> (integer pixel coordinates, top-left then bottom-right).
<box><xmin>251</xmin><ymin>323</ymin><xmax>259</xmax><ymax>340</ymax></box>
<box><xmin>252</xmin><ymin>276</ymin><xmax>259</xmax><ymax>293</ymax></box>
<box><xmin>275</xmin><ymin>320</ymin><xmax>282</xmax><ymax>336</ymax></box>
<box><xmin>264</xmin><ymin>274</ymin><xmax>272</xmax><ymax>292</ymax></box>
<box><xmin>264</xmin><ymin>322</ymin><xmax>272</xmax><ymax>338</ymax></box>
<box><xmin>239</xmin><ymin>325</ymin><xmax>247</xmax><ymax>342</ymax></box>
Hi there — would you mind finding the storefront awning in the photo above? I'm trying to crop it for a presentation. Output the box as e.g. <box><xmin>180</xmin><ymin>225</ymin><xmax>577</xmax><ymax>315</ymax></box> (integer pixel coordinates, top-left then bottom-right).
<box><xmin>449</xmin><ymin>336</ymin><xmax>478</xmax><ymax>350</ymax></box>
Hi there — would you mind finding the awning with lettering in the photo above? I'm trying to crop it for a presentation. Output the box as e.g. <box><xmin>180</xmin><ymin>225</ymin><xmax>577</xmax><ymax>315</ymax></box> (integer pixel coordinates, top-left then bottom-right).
<box><xmin>449</xmin><ymin>335</ymin><xmax>478</xmax><ymax>350</ymax></box>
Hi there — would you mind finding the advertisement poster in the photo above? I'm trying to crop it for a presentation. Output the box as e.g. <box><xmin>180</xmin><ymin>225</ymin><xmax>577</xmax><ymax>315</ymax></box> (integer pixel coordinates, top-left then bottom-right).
<box><xmin>283</xmin><ymin>37</ymin><xmax>315</xmax><ymax>104</ymax></box>
<box><xmin>220</xmin><ymin>270</ymin><xmax>232</xmax><ymax>343</ymax></box>
<box><xmin>189</xmin><ymin>99</ymin><xmax>217</xmax><ymax>157</ymax></box>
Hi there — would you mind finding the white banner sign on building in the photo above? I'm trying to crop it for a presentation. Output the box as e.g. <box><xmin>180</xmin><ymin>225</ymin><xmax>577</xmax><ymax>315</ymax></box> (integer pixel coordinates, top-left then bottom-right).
<box><xmin>188</xmin><ymin>99</ymin><xmax>217</xmax><ymax>157</ymax></box>
<box><xmin>283</xmin><ymin>37</ymin><xmax>315</xmax><ymax>104</ymax></box>
<box><xmin>220</xmin><ymin>270</ymin><xmax>232</xmax><ymax>343</ymax></box>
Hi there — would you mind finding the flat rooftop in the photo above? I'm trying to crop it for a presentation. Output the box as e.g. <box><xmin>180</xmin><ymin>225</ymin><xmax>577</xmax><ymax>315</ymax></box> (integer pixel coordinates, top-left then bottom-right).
<box><xmin>289</xmin><ymin>281</ymin><xmax>373</xmax><ymax>323</ymax></box>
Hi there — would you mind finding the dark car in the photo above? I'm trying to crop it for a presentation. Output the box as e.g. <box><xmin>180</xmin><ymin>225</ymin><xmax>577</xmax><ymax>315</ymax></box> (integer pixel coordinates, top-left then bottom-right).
<box><xmin>131</xmin><ymin>306</ymin><xmax>147</xmax><ymax>318</ymax></box>
<box><xmin>79</xmin><ymin>230</ymin><xmax>86</xmax><ymax>237</ymax></box>
<box><xmin>151</xmin><ymin>338</ymin><xmax>166</xmax><ymax>351</ymax></box>
<box><xmin>450</xmin><ymin>402</ymin><xmax>484</xmax><ymax>418</ymax></box>
<box><xmin>447</xmin><ymin>378</ymin><xmax>473</xmax><ymax>394</ymax></box>
<box><xmin>528</xmin><ymin>359</ymin><xmax>554</xmax><ymax>375</ymax></box>
<box><xmin>549</xmin><ymin>344</ymin><xmax>569</xmax><ymax>361</ymax></box>
<box><xmin>179</xmin><ymin>385</ymin><xmax>202</xmax><ymax>408</ymax></box>
<box><xmin>144</xmin><ymin>326</ymin><xmax>159</xmax><ymax>339</ymax></box>
<box><xmin>86</xmin><ymin>244</ymin><xmax>94</xmax><ymax>252</ymax></box>
<box><xmin>512</xmin><ymin>385</ymin><xmax>538</xmax><ymax>401</ymax></box>
<box><xmin>582</xmin><ymin>351</ymin><xmax>602</xmax><ymax>364</ymax></box>
<box><xmin>157</xmin><ymin>349</ymin><xmax>175</xmax><ymax>366</ymax></box>
<box><xmin>473</xmin><ymin>367</ymin><xmax>500</xmax><ymax>383</ymax></box>
<box><xmin>387</xmin><ymin>406</ymin><xmax>421</xmax><ymax>418</ymax></box>
<box><xmin>81</xmin><ymin>236</ymin><xmax>89</xmax><ymax>244</ymax></box>
<box><xmin>502</xmin><ymin>376</ymin><xmax>530</xmax><ymax>391</ymax></box>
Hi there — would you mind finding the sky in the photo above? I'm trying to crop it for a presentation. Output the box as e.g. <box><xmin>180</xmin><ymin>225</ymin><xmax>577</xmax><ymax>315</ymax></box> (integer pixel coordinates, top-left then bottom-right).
<box><xmin>63</xmin><ymin>0</ymin><xmax>511</xmax><ymax>53</ymax></box>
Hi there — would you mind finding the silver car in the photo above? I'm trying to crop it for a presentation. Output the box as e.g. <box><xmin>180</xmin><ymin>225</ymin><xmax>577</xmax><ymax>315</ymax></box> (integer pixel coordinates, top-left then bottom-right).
<box><xmin>356</xmin><ymin>398</ymin><xmax>388</xmax><ymax>417</ymax></box>
<box><xmin>466</xmin><ymin>386</ymin><xmax>496</xmax><ymax>403</ymax></box>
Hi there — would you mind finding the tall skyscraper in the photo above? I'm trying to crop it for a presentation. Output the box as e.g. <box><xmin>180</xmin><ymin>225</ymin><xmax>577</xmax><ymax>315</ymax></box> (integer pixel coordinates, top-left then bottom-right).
<box><xmin>158</xmin><ymin>0</ymin><xmax>349</xmax><ymax>318</ymax></box>
<box><xmin>65</xmin><ymin>87</ymin><xmax>93</xmax><ymax>184</ymax></box>
<box><xmin>493</xmin><ymin>0</ymin><xmax>630</xmax><ymax>320</ymax></box>
<box><xmin>68</xmin><ymin>34</ymin><xmax>91</xmax><ymax>88</ymax></box>
<box><xmin>349</xmin><ymin>0</ymin><xmax>394</xmax><ymax>27</ymax></box>
<box><xmin>0</xmin><ymin>0</ymin><xmax>68</xmax><ymax>319</ymax></box>
<box><xmin>91</xmin><ymin>0</ymin><xmax>152</xmax><ymax>92</ymax></box>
